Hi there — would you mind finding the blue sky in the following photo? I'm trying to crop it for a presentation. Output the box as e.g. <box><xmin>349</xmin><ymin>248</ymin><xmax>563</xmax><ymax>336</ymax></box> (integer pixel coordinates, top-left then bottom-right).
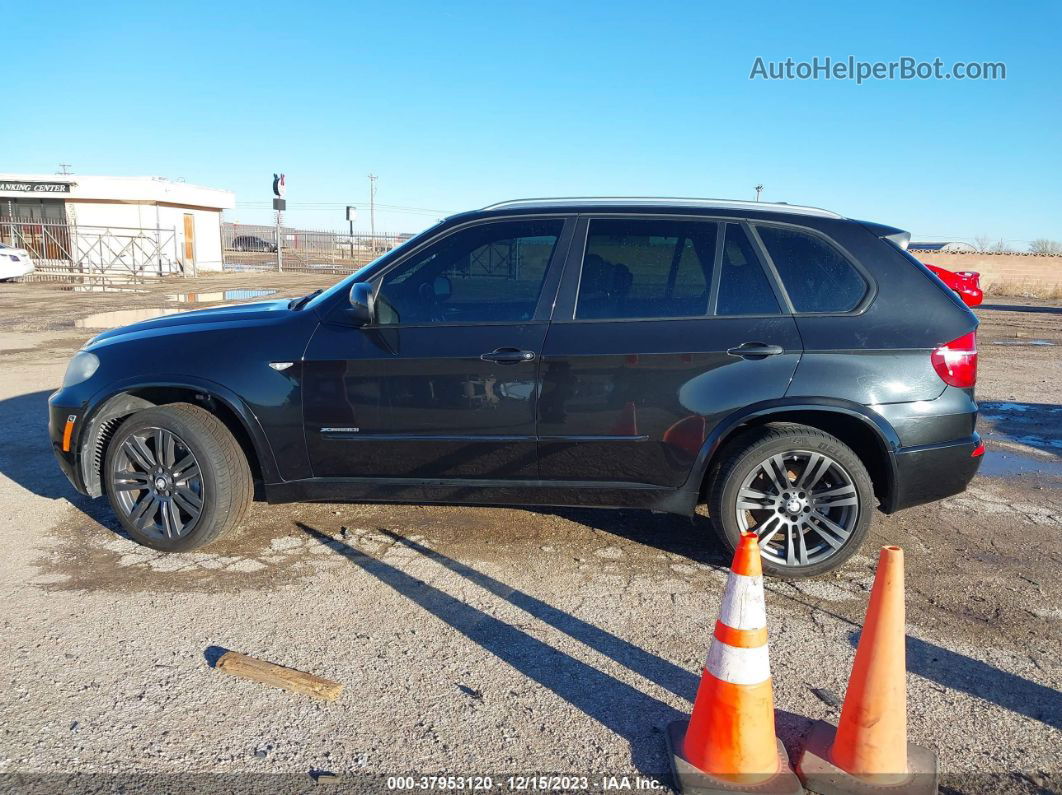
<box><xmin>5</xmin><ymin>1</ymin><xmax>1059</xmax><ymax>245</ymax></box>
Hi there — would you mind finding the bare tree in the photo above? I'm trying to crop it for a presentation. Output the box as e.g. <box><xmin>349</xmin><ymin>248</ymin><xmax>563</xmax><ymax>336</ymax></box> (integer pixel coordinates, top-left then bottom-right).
<box><xmin>1028</xmin><ymin>238</ymin><xmax>1062</xmax><ymax>255</ymax></box>
<box><xmin>973</xmin><ymin>235</ymin><xmax>994</xmax><ymax>253</ymax></box>
<box><xmin>990</xmin><ymin>239</ymin><xmax>1013</xmax><ymax>254</ymax></box>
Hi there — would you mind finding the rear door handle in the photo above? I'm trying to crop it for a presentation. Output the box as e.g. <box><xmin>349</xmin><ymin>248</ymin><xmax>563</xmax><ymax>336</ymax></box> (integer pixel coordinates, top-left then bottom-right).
<box><xmin>726</xmin><ymin>342</ymin><xmax>785</xmax><ymax>359</ymax></box>
<box><xmin>480</xmin><ymin>347</ymin><xmax>536</xmax><ymax>364</ymax></box>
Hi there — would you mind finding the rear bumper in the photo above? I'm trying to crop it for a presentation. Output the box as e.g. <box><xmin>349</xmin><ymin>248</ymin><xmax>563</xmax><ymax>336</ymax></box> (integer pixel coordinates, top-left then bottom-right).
<box><xmin>885</xmin><ymin>433</ymin><xmax>982</xmax><ymax>512</ymax></box>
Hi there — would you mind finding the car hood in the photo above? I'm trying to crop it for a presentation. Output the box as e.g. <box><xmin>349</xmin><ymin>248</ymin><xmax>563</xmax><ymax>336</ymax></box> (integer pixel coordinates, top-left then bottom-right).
<box><xmin>85</xmin><ymin>299</ymin><xmax>293</xmax><ymax>346</ymax></box>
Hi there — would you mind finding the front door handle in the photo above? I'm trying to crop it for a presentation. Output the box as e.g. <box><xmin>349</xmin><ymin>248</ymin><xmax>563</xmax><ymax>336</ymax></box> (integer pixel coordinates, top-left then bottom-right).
<box><xmin>726</xmin><ymin>342</ymin><xmax>785</xmax><ymax>359</ymax></box>
<box><xmin>480</xmin><ymin>347</ymin><xmax>536</xmax><ymax>365</ymax></box>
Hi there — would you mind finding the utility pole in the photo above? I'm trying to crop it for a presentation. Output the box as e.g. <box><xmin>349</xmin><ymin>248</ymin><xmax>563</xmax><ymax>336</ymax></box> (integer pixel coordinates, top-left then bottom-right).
<box><xmin>57</xmin><ymin>163</ymin><xmax>72</xmax><ymax>175</ymax></box>
<box><xmin>754</xmin><ymin>184</ymin><xmax>764</xmax><ymax>202</ymax></box>
<box><xmin>276</xmin><ymin>208</ymin><xmax>284</xmax><ymax>272</ymax></box>
<box><xmin>272</xmin><ymin>173</ymin><xmax>286</xmax><ymax>272</ymax></box>
<box><xmin>368</xmin><ymin>173</ymin><xmax>377</xmax><ymax>242</ymax></box>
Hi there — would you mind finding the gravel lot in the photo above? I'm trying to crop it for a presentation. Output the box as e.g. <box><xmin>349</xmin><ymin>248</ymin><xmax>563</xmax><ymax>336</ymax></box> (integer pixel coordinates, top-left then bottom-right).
<box><xmin>0</xmin><ymin>274</ymin><xmax>1058</xmax><ymax>794</ymax></box>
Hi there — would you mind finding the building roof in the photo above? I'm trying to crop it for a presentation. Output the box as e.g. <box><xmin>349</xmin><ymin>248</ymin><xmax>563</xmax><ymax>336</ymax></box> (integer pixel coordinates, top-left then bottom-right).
<box><xmin>479</xmin><ymin>197</ymin><xmax>844</xmax><ymax>219</ymax></box>
<box><xmin>0</xmin><ymin>174</ymin><xmax>235</xmax><ymax>209</ymax></box>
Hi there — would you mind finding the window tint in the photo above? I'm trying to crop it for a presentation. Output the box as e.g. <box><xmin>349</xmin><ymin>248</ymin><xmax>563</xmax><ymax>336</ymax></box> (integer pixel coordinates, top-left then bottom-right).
<box><xmin>716</xmin><ymin>224</ymin><xmax>781</xmax><ymax>315</ymax></box>
<box><xmin>756</xmin><ymin>225</ymin><xmax>867</xmax><ymax>312</ymax></box>
<box><xmin>577</xmin><ymin>219</ymin><xmax>717</xmax><ymax>319</ymax></box>
<box><xmin>375</xmin><ymin>220</ymin><xmax>562</xmax><ymax>325</ymax></box>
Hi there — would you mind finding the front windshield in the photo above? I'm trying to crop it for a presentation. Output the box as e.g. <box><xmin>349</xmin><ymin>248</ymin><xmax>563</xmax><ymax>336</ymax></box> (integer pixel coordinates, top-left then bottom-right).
<box><xmin>303</xmin><ymin>224</ymin><xmax>442</xmax><ymax>312</ymax></box>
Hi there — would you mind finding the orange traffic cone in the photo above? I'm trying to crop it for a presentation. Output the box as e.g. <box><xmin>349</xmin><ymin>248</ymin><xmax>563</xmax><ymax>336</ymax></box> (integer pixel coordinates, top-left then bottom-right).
<box><xmin>797</xmin><ymin>546</ymin><xmax>938</xmax><ymax>794</ymax></box>
<box><xmin>665</xmin><ymin>532</ymin><xmax>802</xmax><ymax>794</ymax></box>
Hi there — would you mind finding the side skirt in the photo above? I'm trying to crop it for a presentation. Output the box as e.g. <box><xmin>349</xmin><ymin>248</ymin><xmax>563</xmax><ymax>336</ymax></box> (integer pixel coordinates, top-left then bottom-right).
<box><xmin>263</xmin><ymin>476</ymin><xmax>698</xmax><ymax>515</ymax></box>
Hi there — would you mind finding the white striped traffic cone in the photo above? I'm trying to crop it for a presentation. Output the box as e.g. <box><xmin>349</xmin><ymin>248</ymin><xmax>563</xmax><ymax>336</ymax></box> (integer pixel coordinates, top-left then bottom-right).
<box><xmin>665</xmin><ymin>531</ymin><xmax>801</xmax><ymax>794</ymax></box>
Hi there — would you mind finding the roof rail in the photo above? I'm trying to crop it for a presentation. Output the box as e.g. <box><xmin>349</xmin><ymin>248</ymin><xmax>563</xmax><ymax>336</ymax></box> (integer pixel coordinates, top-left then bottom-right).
<box><xmin>479</xmin><ymin>196</ymin><xmax>843</xmax><ymax>219</ymax></box>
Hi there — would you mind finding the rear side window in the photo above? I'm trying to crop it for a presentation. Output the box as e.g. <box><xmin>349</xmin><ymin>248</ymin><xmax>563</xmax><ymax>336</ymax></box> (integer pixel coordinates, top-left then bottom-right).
<box><xmin>756</xmin><ymin>225</ymin><xmax>867</xmax><ymax>313</ymax></box>
<box><xmin>716</xmin><ymin>224</ymin><xmax>781</xmax><ymax>315</ymax></box>
<box><xmin>577</xmin><ymin>219</ymin><xmax>717</xmax><ymax>319</ymax></box>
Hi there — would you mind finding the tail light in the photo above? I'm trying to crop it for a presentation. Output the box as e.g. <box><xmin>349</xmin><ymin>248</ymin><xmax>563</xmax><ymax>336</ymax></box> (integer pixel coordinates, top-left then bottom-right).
<box><xmin>931</xmin><ymin>332</ymin><xmax>977</xmax><ymax>388</ymax></box>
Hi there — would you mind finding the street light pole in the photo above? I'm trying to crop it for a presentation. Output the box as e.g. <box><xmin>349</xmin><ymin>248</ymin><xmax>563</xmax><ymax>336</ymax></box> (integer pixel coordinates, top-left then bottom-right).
<box><xmin>754</xmin><ymin>184</ymin><xmax>764</xmax><ymax>202</ymax></box>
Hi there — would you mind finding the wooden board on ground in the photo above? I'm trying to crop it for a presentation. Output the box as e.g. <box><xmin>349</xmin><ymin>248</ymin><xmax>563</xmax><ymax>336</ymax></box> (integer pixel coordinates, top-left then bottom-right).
<box><xmin>214</xmin><ymin>650</ymin><xmax>343</xmax><ymax>701</ymax></box>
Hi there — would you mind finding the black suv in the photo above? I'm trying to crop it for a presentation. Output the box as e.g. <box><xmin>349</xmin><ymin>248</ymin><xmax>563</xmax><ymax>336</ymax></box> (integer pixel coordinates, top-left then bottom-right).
<box><xmin>49</xmin><ymin>198</ymin><xmax>982</xmax><ymax>577</ymax></box>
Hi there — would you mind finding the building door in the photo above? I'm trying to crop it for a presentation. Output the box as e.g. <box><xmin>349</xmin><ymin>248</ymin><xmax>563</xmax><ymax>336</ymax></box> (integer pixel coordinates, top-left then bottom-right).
<box><xmin>183</xmin><ymin>214</ymin><xmax>196</xmax><ymax>269</ymax></box>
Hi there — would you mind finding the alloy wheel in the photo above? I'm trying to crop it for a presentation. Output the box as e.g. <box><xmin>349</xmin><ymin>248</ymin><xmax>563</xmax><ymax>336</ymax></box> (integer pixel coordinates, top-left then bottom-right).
<box><xmin>734</xmin><ymin>449</ymin><xmax>860</xmax><ymax>567</ymax></box>
<box><xmin>110</xmin><ymin>427</ymin><xmax>204</xmax><ymax>541</ymax></box>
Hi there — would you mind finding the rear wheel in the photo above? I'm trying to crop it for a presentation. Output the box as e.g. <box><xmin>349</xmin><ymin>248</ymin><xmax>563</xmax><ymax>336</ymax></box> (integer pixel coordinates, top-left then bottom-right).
<box><xmin>104</xmin><ymin>403</ymin><xmax>252</xmax><ymax>552</ymax></box>
<box><xmin>708</xmin><ymin>424</ymin><xmax>874</xmax><ymax>578</ymax></box>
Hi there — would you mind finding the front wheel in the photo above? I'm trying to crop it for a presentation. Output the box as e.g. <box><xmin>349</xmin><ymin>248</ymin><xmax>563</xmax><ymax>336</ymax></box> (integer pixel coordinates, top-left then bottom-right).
<box><xmin>104</xmin><ymin>403</ymin><xmax>252</xmax><ymax>552</ymax></box>
<box><xmin>707</xmin><ymin>424</ymin><xmax>874</xmax><ymax>578</ymax></box>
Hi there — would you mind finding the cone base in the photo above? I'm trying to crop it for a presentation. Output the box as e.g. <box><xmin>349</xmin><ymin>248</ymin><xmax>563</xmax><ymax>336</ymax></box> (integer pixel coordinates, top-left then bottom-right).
<box><xmin>797</xmin><ymin>720</ymin><xmax>939</xmax><ymax>795</ymax></box>
<box><xmin>665</xmin><ymin>720</ymin><xmax>803</xmax><ymax>795</ymax></box>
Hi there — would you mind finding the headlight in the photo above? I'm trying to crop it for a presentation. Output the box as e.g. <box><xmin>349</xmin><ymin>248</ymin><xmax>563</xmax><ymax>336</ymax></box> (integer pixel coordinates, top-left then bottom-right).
<box><xmin>62</xmin><ymin>351</ymin><xmax>100</xmax><ymax>387</ymax></box>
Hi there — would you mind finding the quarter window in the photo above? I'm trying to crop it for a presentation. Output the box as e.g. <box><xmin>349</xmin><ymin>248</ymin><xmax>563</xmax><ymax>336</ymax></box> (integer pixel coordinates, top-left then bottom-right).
<box><xmin>755</xmin><ymin>225</ymin><xmax>867</xmax><ymax>313</ymax></box>
<box><xmin>375</xmin><ymin>220</ymin><xmax>562</xmax><ymax>325</ymax></box>
<box><xmin>576</xmin><ymin>219</ymin><xmax>718</xmax><ymax>319</ymax></box>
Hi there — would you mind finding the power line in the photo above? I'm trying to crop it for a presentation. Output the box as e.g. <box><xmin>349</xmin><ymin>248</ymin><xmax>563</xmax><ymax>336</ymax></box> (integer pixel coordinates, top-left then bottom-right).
<box><xmin>234</xmin><ymin>200</ymin><xmax>450</xmax><ymax>216</ymax></box>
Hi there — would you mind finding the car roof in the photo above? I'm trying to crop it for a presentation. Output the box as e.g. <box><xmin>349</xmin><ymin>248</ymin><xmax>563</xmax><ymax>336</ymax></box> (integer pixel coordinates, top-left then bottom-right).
<box><xmin>472</xmin><ymin>197</ymin><xmax>844</xmax><ymax>219</ymax></box>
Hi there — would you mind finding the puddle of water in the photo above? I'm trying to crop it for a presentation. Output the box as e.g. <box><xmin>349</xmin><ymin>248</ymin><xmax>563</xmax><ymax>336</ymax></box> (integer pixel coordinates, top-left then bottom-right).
<box><xmin>991</xmin><ymin>339</ymin><xmax>1055</xmax><ymax>346</ymax></box>
<box><xmin>978</xmin><ymin>449</ymin><xmax>1062</xmax><ymax>479</ymax></box>
<box><xmin>75</xmin><ymin>307</ymin><xmax>184</xmax><ymax>329</ymax></box>
<box><xmin>75</xmin><ymin>290</ymin><xmax>279</xmax><ymax>329</ymax></box>
<box><xmin>167</xmin><ymin>289</ymin><xmax>277</xmax><ymax>304</ymax></box>
<box><xmin>57</xmin><ymin>284</ymin><xmax>150</xmax><ymax>293</ymax></box>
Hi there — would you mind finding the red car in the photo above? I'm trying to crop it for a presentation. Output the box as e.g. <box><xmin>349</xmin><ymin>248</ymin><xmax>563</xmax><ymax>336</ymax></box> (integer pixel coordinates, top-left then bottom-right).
<box><xmin>925</xmin><ymin>263</ymin><xmax>983</xmax><ymax>307</ymax></box>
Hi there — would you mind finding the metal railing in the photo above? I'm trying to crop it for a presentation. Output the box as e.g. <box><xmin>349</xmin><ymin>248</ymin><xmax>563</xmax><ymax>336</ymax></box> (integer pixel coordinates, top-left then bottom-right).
<box><xmin>0</xmin><ymin>217</ymin><xmax>180</xmax><ymax>280</ymax></box>
<box><xmin>222</xmin><ymin>222</ymin><xmax>409</xmax><ymax>274</ymax></box>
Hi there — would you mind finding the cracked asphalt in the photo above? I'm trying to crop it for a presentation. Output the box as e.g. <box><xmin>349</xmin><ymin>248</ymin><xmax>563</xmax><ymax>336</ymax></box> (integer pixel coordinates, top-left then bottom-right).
<box><xmin>0</xmin><ymin>275</ymin><xmax>1058</xmax><ymax>794</ymax></box>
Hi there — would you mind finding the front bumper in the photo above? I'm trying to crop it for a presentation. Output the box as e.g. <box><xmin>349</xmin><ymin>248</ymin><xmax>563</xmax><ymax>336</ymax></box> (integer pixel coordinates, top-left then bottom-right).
<box><xmin>886</xmin><ymin>433</ymin><xmax>982</xmax><ymax>512</ymax></box>
<box><xmin>48</xmin><ymin>394</ymin><xmax>89</xmax><ymax>495</ymax></box>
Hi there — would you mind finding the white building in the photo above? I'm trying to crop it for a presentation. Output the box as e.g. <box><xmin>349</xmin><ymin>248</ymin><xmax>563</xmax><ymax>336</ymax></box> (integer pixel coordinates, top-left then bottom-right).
<box><xmin>0</xmin><ymin>174</ymin><xmax>235</xmax><ymax>273</ymax></box>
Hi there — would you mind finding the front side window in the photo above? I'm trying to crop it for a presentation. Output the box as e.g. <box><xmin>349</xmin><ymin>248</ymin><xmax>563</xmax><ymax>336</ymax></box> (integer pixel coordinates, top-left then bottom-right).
<box><xmin>576</xmin><ymin>219</ymin><xmax>718</xmax><ymax>319</ymax></box>
<box><xmin>756</xmin><ymin>225</ymin><xmax>867</xmax><ymax>313</ymax></box>
<box><xmin>375</xmin><ymin>219</ymin><xmax>562</xmax><ymax>325</ymax></box>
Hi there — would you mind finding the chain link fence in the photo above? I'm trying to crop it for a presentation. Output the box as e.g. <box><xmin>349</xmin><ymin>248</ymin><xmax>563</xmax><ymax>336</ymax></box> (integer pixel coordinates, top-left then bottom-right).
<box><xmin>223</xmin><ymin>223</ymin><xmax>410</xmax><ymax>274</ymax></box>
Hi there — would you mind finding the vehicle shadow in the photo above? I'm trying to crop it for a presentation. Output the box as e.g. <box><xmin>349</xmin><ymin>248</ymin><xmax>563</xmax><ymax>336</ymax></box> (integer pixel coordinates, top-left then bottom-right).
<box><xmin>298</xmin><ymin>522</ymin><xmax>811</xmax><ymax>777</ymax></box>
<box><xmin>0</xmin><ymin>389</ymin><xmax>83</xmax><ymax>500</ymax></box>
<box><xmin>0</xmin><ymin>389</ymin><xmax>118</xmax><ymax>528</ymax></box>
<box><xmin>540</xmin><ymin>507</ymin><xmax>731</xmax><ymax>568</ymax></box>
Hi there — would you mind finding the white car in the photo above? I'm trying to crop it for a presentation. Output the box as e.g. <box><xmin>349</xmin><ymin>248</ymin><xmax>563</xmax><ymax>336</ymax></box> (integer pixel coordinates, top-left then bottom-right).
<box><xmin>0</xmin><ymin>243</ymin><xmax>36</xmax><ymax>281</ymax></box>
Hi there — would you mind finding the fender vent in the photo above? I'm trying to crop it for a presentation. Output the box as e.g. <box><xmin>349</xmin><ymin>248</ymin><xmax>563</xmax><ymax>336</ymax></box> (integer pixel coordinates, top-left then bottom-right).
<box><xmin>88</xmin><ymin>416</ymin><xmax>124</xmax><ymax>495</ymax></box>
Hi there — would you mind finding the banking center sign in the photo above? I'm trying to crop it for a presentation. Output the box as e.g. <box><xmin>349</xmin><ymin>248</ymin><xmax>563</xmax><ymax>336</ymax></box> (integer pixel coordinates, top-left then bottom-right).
<box><xmin>0</xmin><ymin>181</ymin><xmax>72</xmax><ymax>193</ymax></box>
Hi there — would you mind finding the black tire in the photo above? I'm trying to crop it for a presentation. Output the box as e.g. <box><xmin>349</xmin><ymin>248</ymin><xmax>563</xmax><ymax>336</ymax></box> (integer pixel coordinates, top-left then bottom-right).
<box><xmin>104</xmin><ymin>402</ymin><xmax>252</xmax><ymax>552</ymax></box>
<box><xmin>707</xmin><ymin>423</ymin><xmax>874</xmax><ymax>578</ymax></box>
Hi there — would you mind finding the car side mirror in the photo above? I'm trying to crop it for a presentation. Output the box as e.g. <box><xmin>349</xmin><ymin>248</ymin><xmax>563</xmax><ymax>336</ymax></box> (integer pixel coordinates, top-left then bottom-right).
<box><xmin>347</xmin><ymin>282</ymin><xmax>375</xmax><ymax>326</ymax></box>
